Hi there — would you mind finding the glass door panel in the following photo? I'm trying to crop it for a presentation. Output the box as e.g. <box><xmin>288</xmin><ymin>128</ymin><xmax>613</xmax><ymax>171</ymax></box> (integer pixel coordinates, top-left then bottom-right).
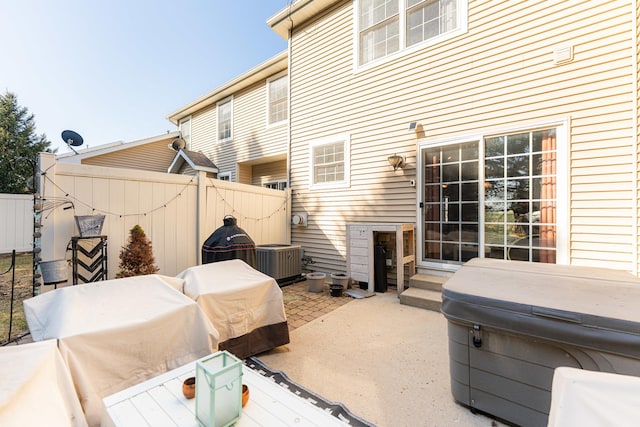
<box><xmin>485</xmin><ymin>129</ymin><xmax>556</xmax><ymax>263</ymax></box>
<box><xmin>422</xmin><ymin>142</ymin><xmax>479</xmax><ymax>264</ymax></box>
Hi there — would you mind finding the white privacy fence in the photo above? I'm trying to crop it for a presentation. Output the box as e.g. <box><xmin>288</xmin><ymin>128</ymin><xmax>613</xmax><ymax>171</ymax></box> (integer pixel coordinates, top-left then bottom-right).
<box><xmin>38</xmin><ymin>153</ymin><xmax>290</xmax><ymax>279</ymax></box>
<box><xmin>0</xmin><ymin>194</ymin><xmax>33</xmax><ymax>253</ymax></box>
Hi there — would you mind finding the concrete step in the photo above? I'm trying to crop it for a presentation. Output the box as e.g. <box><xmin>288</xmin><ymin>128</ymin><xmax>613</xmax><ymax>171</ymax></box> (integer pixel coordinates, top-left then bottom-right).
<box><xmin>399</xmin><ymin>287</ymin><xmax>442</xmax><ymax>312</ymax></box>
<box><xmin>408</xmin><ymin>274</ymin><xmax>448</xmax><ymax>292</ymax></box>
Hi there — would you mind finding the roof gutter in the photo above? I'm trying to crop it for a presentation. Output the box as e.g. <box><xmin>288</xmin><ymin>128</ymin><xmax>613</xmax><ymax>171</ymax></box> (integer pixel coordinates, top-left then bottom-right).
<box><xmin>267</xmin><ymin>0</ymin><xmax>340</xmax><ymax>39</ymax></box>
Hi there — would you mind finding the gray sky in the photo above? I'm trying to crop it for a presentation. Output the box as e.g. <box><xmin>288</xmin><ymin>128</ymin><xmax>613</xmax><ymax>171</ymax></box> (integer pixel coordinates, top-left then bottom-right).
<box><xmin>1</xmin><ymin>0</ymin><xmax>288</xmax><ymax>153</ymax></box>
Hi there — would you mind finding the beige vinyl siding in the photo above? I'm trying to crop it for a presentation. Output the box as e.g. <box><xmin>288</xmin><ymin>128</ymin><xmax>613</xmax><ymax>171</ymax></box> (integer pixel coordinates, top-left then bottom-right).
<box><xmin>251</xmin><ymin>160</ymin><xmax>287</xmax><ymax>187</ymax></box>
<box><xmin>81</xmin><ymin>139</ymin><xmax>176</xmax><ymax>172</ymax></box>
<box><xmin>178</xmin><ymin>163</ymin><xmax>196</xmax><ymax>176</ymax></box>
<box><xmin>636</xmin><ymin>0</ymin><xmax>640</xmax><ymax>274</ymax></box>
<box><xmin>288</xmin><ymin>0</ymin><xmax>635</xmax><ymax>274</ymax></box>
<box><xmin>190</xmin><ymin>80</ymin><xmax>288</xmax><ymax>183</ymax></box>
<box><xmin>238</xmin><ymin>163</ymin><xmax>251</xmax><ymax>184</ymax></box>
<box><xmin>191</xmin><ymin>104</ymin><xmax>217</xmax><ymax>154</ymax></box>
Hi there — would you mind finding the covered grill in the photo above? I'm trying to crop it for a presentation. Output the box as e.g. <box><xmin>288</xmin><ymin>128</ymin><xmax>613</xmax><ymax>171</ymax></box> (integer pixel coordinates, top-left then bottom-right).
<box><xmin>202</xmin><ymin>216</ymin><xmax>256</xmax><ymax>268</ymax></box>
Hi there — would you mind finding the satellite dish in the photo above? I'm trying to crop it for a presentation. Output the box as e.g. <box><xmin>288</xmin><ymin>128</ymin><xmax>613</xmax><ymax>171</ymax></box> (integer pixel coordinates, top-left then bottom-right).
<box><xmin>61</xmin><ymin>130</ymin><xmax>84</xmax><ymax>154</ymax></box>
<box><xmin>169</xmin><ymin>138</ymin><xmax>186</xmax><ymax>151</ymax></box>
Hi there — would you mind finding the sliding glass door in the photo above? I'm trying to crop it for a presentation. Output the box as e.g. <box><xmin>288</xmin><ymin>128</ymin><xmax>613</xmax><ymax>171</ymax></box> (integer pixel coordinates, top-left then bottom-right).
<box><xmin>421</xmin><ymin>128</ymin><xmax>557</xmax><ymax>266</ymax></box>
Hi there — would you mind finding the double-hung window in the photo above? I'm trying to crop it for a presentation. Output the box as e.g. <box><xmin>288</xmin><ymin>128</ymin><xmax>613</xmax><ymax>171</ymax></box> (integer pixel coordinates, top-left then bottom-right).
<box><xmin>359</xmin><ymin>0</ymin><xmax>400</xmax><ymax>65</ymax></box>
<box><xmin>217</xmin><ymin>98</ymin><xmax>232</xmax><ymax>142</ymax></box>
<box><xmin>309</xmin><ymin>135</ymin><xmax>350</xmax><ymax>189</ymax></box>
<box><xmin>406</xmin><ymin>0</ymin><xmax>458</xmax><ymax>46</ymax></box>
<box><xmin>267</xmin><ymin>75</ymin><xmax>288</xmax><ymax>125</ymax></box>
<box><xmin>357</xmin><ymin>0</ymin><xmax>466</xmax><ymax>67</ymax></box>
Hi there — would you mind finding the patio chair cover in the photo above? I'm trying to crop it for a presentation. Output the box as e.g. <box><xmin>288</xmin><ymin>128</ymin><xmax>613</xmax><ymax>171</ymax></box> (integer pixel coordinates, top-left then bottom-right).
<box><xmin>177</xmin><ymin>259</ymin><xmax>289</xmax><ymax>358</ymax></box>
<box><xmin>548</xmin><ymin>367</ymin><xmax>640</xmax><ymax>427</ymax></box>
<box><xmin>202</xmin><ymin>215</ymin><xmax>257</xmax><ymax>268</ymax></box>
<box><xmin>23</xmin><ymin>274</ymin><xmax>219</xmax><ymax>426</ymax></box>
<box><xmin>0</xmin><ymin>339</ymin><xmax>87</xmax><ymax>427</ymax></box>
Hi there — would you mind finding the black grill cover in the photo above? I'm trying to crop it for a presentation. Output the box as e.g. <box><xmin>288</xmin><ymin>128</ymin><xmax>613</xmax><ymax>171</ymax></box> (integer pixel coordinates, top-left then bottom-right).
<box><xmin>202</xmin><ymin>216</ymin><xmax>256</xmax><ymax>268</ymax></box>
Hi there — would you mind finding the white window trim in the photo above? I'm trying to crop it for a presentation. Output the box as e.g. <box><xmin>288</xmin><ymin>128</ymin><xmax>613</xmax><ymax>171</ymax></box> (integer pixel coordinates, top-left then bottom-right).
<box><xmin>217</xmin><ymin>97</ymin><xmax>233</xmax><ymax>143</ymax></box>
<box><xmin>266</xmin><ymin>72</ymin><xmax>289</xmax><ymax>128</ymax></box>
<box><xmin>218</xmin><ymin>171</ymin><xmax>232</xmax><ymax>181</ymax></box>
<box><xmin>416</xmin><ymin>119</ymin><xmax>568</xmax><ymax>271</ymax></box>
<box><xmin>309</xmin><ymin>134</ymin><xmax>351</xmax><ymax>191</ymax></box>
<box><xmin>353</xmin><ymin>0</ymin><xmax>468</xmax><ymax>73</ymax></box>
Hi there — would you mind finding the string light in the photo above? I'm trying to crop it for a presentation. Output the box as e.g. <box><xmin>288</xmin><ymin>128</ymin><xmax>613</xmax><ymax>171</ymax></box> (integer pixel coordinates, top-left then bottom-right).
<box><xmin>207</xmin><ymin>178</ymin><xmax>288</xmax><ymax>221</ymax></box>
<box><xmin>43</xmin><ymin>174</ymin><xmax>196</xmax><ymax>218</ymax></box>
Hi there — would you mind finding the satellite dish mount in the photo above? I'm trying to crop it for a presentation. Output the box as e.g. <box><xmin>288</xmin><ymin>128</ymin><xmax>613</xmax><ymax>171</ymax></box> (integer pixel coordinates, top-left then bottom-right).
<box><xmin>169</xmin><ymin>138</ymin><xmax>186</xmax><ymax>151</ymax></box>
<box><xmin>61</xmin><ymin>130</ymin><xmax>84</xmax><ymax>154</ymax></box>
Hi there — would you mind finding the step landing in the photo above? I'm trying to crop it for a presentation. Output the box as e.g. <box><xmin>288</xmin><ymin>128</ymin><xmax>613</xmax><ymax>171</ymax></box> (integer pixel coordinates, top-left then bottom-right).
<box><xmin>400</xmin><ymin>274</ymin><xmax>450</xmax><ymax>312</ymax></box>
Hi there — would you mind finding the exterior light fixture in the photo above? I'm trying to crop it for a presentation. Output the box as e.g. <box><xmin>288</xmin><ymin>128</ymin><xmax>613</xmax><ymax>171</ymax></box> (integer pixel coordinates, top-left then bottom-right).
<box><xmin>387</xmin><ymin>154</ymin><xmax>405</xmax><ymax>171</ymax></box>
<box><xmin>408</xmin><ymin>122</ymin><xmax>420</xmax><ymax>132</ymax></box>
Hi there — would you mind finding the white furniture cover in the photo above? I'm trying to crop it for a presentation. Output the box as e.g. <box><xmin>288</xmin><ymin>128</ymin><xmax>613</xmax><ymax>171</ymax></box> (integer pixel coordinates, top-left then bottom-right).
<box><xmin>176</xmin><ymin>260</ymin><xmax>287</xmax><ymax>343</ymax></box>
<box><xmin>23</xmin><ymin>274</ymin><xmax>219</xmax><ymax>426</ymax></box>
<box><xmin>548</xmin><ymin>367</ymin><xmax>640</xmax><ymax>427</ymax></box>
<box><xmin>0</xmin><ymin>339</ymin><xmax>87</xmax><ymax>427</ymax></box>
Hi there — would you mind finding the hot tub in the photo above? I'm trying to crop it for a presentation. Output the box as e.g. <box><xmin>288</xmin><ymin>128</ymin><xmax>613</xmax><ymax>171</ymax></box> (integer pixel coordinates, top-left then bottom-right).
<box><xmin>441</xmin><ymin>258</ymin><xmax>640</xmax><ymax>427</ymax></box>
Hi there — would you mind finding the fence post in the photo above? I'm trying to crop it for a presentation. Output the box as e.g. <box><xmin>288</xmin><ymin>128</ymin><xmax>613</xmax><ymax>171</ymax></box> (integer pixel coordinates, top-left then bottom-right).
<box><xmin>196</xmin><ymin>171</ymin><xmax>207</xmax><ymax>266</ymax></box>
<box><xmin>0</xmin><ymin>249</ymin><xmax>17</xmax><ymax>343</ymax></box>
<box><xmin>38</xmin><ymin>153</ymin><xmax>58</xmax><ymax>266</ymax></box>
<box><xmin>286</xmin><ymin>188</ymin><xmax>292</xmax><ymax>245</ymax></box>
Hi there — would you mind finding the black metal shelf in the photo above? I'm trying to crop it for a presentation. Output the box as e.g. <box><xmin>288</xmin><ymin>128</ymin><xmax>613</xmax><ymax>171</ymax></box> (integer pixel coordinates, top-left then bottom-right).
<box><xmin>71</xmin><ymin>236</ymin><xmax>108</xmax><ymax>285</ymax></box>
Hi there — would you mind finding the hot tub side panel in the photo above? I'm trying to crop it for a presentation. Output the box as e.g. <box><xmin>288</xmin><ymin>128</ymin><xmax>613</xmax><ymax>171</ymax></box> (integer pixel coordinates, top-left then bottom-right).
<box><xmin>447</xmin><ymin>318</ymin><xmax>640</xmax><ymax>427</ymax></box>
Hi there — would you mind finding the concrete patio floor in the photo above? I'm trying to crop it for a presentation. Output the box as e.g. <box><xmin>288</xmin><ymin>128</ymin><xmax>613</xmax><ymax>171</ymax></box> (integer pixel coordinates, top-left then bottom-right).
<box><xmin>268</xmin><ymin>280</ymin><xmax>506</xmax><ymax>427</ymax></box>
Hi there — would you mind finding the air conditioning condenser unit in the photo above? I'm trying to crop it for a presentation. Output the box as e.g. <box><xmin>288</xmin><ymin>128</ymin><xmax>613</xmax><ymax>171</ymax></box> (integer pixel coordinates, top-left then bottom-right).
<box><xmin>256</xmin><ymin>244</ymin><xmax>302</xmax><ymax>285</ymax></box>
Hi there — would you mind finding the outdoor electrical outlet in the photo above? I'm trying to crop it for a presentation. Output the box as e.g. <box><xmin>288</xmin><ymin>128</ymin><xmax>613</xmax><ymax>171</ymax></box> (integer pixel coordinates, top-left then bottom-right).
<box><xmin>292</xmin><ymin>213</ymin><xmax>308</xmax><ymax>226</ymax></box>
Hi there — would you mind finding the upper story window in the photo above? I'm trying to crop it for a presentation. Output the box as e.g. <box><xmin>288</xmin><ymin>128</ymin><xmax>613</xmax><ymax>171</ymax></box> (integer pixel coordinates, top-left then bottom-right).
<box><xmin>359</xmin><ymin>0</ymin><xmax>400</xmax><ymax>65</ymax></box>
<box><xmin>179</xmin><ymin>117</ymin><xmax>191</xmax><ymax>148</ymax></box>
<box><xmin>267</xmin><ymin>75</ymin><xmax>288</xmax><ymax>125</ymax></box>
<box><xmin>309</xmin><ymin>135</ymin><xmax>350</xmax><ymax>190</ymax></box>
<box><xmin>218</xmin><ymin>172</ymin><xmax>231</xmax><ymax>181</ymax></box>
<box><xmin>357</xmin><ymin>0</ymin><xmax>466</xmax><ymax>67</ymax></box>
<box><xmin>407</xmin><ymin>0</ymin><xmax>458</xmax><ymax>46</ymax></box>
<box><xmin>217</xmin><ymin>98</ymin><xmax>233</xmax><ymax>142</ymax></box>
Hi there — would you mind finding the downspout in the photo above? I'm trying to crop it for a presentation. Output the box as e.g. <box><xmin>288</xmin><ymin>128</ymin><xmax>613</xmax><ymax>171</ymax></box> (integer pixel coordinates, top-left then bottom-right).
<box><xmin>633</xmin><ymin>0</ymin><xmax>638</xmax><ymax>276</ymax></box>
<box><xmin>286</xmin><ymin>3</ymin><xmax>294</xmax><ymax>246</ymax></box>
<box><xmin>286</xmin><ymin>4</ymin><xmax>293</xmax><ymax>189</ymax></box>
